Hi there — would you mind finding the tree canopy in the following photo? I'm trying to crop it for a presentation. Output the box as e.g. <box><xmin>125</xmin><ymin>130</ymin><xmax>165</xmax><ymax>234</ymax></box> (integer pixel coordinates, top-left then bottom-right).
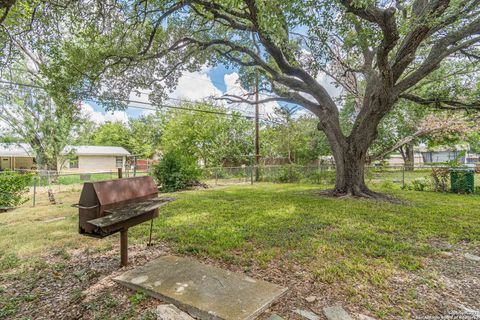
<box><xmin>1</xmin><ymin>0</ymin><xmax>479</xmax><ymax>198</ymax></box>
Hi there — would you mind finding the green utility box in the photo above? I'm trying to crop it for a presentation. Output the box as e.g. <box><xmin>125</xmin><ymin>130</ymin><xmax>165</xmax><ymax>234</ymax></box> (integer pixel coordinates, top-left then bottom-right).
<box><xmin>450</xmin><ymin>168</ymin><xmax>475</xmax><ymax>193</ymax></box>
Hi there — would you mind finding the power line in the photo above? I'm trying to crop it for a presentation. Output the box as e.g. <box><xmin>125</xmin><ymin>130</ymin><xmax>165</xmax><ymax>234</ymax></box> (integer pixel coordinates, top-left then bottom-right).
<box><xmin>0</xmin><ymin>75</ymin><xmax>277</xmax><ymax>119</ymax></box>
<box><xmin>0</xmin><ymin>79</ymin><xmax>282</xmax><ymax>124</ymax></box>
<box><xmin>125</xmin><ymin>87</ymin><xmax>272</xmax><ymax>118</ymax></box>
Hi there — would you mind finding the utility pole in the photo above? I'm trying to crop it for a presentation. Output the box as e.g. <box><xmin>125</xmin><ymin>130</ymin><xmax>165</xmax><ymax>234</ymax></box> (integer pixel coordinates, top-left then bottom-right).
<box><xmin>253</xmin><ymin>32</ymin><xmax>260</xmax><ymax>181</ymax></box>
<box><xmin>254</xmin><ymin>66</ymin><xmax>260</xmax><ymax>181</ymax></box>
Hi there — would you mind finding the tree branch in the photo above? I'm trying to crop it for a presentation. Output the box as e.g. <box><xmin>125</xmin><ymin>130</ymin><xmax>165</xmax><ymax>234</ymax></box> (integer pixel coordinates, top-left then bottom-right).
<box><xmin>400</xmin><ymin>93</ymin><xmax>480</xmax><ymax>110</ymax></box>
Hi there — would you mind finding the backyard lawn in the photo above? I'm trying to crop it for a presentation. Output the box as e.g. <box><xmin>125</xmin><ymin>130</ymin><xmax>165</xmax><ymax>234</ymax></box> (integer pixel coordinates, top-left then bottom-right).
<box><xmin>0</xmin><ymin>183</ymin><xmax>479</xmax><ymax>319</ymax></box>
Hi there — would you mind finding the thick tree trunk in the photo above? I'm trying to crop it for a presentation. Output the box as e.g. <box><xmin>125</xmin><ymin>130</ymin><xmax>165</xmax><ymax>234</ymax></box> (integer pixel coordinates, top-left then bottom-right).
<box><xmin>319</xmin><ymin>118</ymin><xmax>380</xmax><ymax>198</ymax></box>
<box><xmin>318</xmin><ymin>81</ymin><xmax>396</xmax><ymax>200</ymax></box>
<box><xmin>334</xmin><ymin>148</ymin><xmax>368</xmax><ymax>196</ymax></box>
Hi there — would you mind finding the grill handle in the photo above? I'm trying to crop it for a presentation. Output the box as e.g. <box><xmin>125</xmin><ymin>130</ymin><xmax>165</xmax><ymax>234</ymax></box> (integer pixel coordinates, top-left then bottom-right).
<box><xmin>71</xmin><ymin>204</ymin><xmax>99</xmax><ymax>209</ymax></box>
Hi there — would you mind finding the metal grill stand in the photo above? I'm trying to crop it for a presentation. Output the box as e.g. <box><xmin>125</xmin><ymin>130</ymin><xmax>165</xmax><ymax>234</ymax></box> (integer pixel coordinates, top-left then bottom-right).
<box><xmin>73</xmin><ymin>176</ymin><xmax>174</xmax><ymax>266</ymax></box>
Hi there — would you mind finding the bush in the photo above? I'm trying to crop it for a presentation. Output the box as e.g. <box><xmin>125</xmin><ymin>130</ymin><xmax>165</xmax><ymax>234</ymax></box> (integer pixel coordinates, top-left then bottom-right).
<box><xmin>403</xmin><ymin>177</ymin><xmax>430</xmax><ymax>191</ymax></box>
<box><xmin>431</xmin><ymin>167</ymin><xmax>450</xmax><ymax>192</ymax></box>
<box><xmin>153</xmin><ymin>152</ymin><xmax>201</xmax><ymax>192</ymax></box>
<box><xmin>0</xmin><ymin>171</ymin><xmax>32</xmax><ymax>207</ymax></box>
<box><xmin>304</xmin><ymin>169</ymin><xmax>336</xmax><ymax>184</ymax></box>
<box><xmin>412</xmin><ymin>178</ymin><xmax>430</xmax><ymax>191</ymax></box>
<box><xmin>275</xmin><ymin>165</ymin><xmax>303</xmax><ymax>183</ymax></box>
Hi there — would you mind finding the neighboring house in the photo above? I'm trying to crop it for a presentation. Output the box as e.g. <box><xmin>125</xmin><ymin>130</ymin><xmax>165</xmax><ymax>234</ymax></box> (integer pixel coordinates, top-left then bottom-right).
<box><xmin>421</xmin><ymin>150</ymin><xmax>465</xmax><ymax>163</ymax></box>
<box><xmin>60</xmin><ymin>146</ymin><xmax>131</xmax><ymax>172</ymax></box>
<box><xmin>419</xmin><ymin>144</ymin><xmax>479</xmax><ymax>165</ymax></box>
<box><xmin>0</xmin><ymin>143</ymin><xmax>130</xmax><ymax>172</ymax></box>
<box><xmin>0</xmin><ymin>143</ymin><xmax>34</xmax><ymax>170</ymax></box>
<box><xmin>384</xmin><ymin>152</ymin><xmax>424</xmax><ymax>166</ymax></box>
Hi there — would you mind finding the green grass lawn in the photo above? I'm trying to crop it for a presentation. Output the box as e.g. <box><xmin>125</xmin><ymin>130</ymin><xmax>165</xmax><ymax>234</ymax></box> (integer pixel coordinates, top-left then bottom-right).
<box><xmin>143</xmin><ymin>183</ymin><xmax>479</xmax><ymax>271</ymax></box>
<box><xmin>1</xmin><ymin>183</ymin><xmax>479</xmax><ymax>318</ymax></box>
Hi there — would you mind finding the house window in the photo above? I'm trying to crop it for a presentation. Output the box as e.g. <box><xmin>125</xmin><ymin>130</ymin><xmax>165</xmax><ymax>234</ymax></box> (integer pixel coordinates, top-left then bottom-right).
<box><xmin>116</xmin><ymin>156</ymin><xmax>123</xmax><ymax>168</ymax></box>
<box><xmin>70</xmin><ymin>156</ymin><xmax>79</xmax><ymax>169</ymax></box>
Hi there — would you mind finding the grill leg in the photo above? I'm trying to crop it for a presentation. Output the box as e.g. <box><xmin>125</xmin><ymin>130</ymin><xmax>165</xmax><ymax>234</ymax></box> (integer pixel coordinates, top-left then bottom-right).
<box><xmin>120</xmin><ymin>228</ymin><xmax>128</xmax><ymax>267</ymax></box>
<box><xmin>148</xmin><ymin>218</ymin><xmax>154</xmax><ymax>247</ymax></box>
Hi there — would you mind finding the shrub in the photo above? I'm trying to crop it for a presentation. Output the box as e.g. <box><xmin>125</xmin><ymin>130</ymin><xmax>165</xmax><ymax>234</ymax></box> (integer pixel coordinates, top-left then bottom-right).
<box><xmin>0</xmin><ymin>171</ymin><xmax>32</xmax><ymax>207</ymax></box>
<box><xmin>305</xmin><ymin>169</ymin><xmax>336</xmax><ymax>184</ymax></box>
<box><xmin>411</xmin><ymin>178</ymin><xmax>430</xmax><ymax>191</ymax></box>
<box><xmin>153</xmin><ymin>152</ymin><xmax>201</xmax><ymax>192</ymax></box>
<box><xmin>275</xmin><ymin>165</ymin><xmax>303</xmax><ymax>183</ymax></box>
<box><xmin>403</xmin><ymin>177</ymin><xmax>430</xmax><ymax>191</ymax></box>
<box><xmin>431</xmin><ymin>167</ymin><xmax>450</xmax><ymax>192</ymax></box>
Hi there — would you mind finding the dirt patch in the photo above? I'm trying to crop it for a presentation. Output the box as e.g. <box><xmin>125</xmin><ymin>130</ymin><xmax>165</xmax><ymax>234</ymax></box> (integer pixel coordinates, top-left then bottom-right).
<box><xmin>1</xmin><ymin>240</ymin><xmax>478</xmax><ymax>320</ymax></box>
<box><xmin>1</xmin><ymin>243</ymin><xmax>173</xmax><ymax>320</ymax></box>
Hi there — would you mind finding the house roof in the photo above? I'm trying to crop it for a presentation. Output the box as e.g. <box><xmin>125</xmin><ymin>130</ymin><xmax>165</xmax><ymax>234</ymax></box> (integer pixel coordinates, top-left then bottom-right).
<box><xmin>0</xmin><ymin>144</ymin><xmax>130</xmax><ymax>157</ymax></box>
<box><xmin>61</xmin><ymin>145</ymin><xmax>131</xmax><ymax>156</ymax></box>
<box><xmin>0</xmin><ymin>143</ymin><xmax>33</xmax><ymax>157</ymax></box>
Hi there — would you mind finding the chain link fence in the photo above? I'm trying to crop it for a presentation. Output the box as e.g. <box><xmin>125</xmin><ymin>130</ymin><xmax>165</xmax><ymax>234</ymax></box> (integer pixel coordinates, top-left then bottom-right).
<box><xmin>0</xmin><ymin>169</ymin><xmax>151</xmax><ymax>207</ymax></box>
<box><xmin>201</xmin><ymin>164</ymin><xmax>480</xmax><ymax>193</ymax></box>
<box><xmin>3</xmin><ymin>163</ymin><xmax>479</xmax><ymax>208</ymax></box>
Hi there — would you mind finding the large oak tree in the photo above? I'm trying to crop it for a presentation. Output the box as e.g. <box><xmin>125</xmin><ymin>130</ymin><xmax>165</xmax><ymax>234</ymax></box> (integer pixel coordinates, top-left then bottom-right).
<box><xmin>6</xmin><ymin>0</ymin><xmax>480</xmax><ymax>198</ymax></box>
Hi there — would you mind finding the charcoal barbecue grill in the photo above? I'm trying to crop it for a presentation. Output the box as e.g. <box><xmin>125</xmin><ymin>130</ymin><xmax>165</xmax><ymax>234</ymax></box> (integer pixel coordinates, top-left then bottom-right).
<box><xmin>74</xmin><ymin>176</ymin><xmax>174</xmax><ymax>266</ymax></box>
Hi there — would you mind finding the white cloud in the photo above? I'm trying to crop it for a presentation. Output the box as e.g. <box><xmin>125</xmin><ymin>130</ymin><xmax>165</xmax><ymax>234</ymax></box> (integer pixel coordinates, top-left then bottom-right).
<box><xmin>128</xmin><ymin>90</ymin><xmax>155</xmax><ymax>116</ymax></box>
<box><xmin>81</xmin><ymin>102</ymin><xmax>129</xmax><ymax>124</ymax></box>
<box><xmin>169</xmin><ymin>66</ymin><xmax>222</xmax><ymax>101</ymax></box>
<box><xmin>223</xmin><ymin>72</ymin><xmax>281</xmax><ymax>118</ymax></box>
<box><xmin>85</xmin><ymin>64</ymin><xmax>343</xmax><ymax>121</ymax></box>
<box><xmin>316</xmin><ymin>72</ymin><xmax>343</xmax><ymax>99</ymax></box>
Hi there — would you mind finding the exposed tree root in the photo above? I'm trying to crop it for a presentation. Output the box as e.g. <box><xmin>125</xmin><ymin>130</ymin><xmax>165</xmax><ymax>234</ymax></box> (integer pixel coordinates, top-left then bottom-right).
<box><xmin>317</xmin><ymin>188</ymin><xmax>404</xmax><ymax>204</ymax></box>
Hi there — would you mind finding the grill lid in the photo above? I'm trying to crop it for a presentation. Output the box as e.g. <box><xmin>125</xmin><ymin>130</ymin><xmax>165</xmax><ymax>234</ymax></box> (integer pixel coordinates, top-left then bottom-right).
<box><xmin>79</xmin><ymin>176</ymin><xmax>158</xmax><ymax>207</ymax></box>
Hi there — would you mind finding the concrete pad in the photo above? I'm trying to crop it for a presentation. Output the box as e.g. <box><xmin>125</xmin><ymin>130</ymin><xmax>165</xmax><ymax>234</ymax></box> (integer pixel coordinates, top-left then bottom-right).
<box><xmin>267</xmin><ymin>314</ymin><xmax>284</xmax><ymax>320</ymax></box>
<box><xmin>323</xmin><ymin>306</ymin><xmax>353</xmax><ymax>320</ymax></box>
<box><xmin>155</xmin><ymin>304</ymin><xmax>195</xmax><ymax>320</ymax></box>
<box><xmin>114</xmin><ymin>256</ymin><xmax>287</xmax><ymax>320</ymax></box>
<box><xmin>293</xmin><ymin>309</ymin><xmax>320</xmax><ymax>320</ymax></box>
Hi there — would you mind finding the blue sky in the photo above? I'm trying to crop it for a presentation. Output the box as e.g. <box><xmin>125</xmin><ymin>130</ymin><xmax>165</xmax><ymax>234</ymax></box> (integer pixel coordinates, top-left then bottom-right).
<box><xmin>82</xmin><ymin>63</ymin><xmax>342</xmax><ymax>124</ymax></box>
<box><xmin>83</xmin><ymin>64</ymin><xmax>237</xmax><ymax>122</ymax></box>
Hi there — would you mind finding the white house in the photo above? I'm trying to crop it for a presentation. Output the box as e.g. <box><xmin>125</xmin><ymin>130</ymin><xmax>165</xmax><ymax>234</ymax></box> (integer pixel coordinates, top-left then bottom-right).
<box><xmin>384</xmin><ymin>152</ymin><xmax>424</xmax><ymax>166</ymax></box>
<box><xmin>60</xmin><ymin>146</ymin><xmax>131</xmax><ymax>172</ymax></box>
<box><xmin>0</xmin><ymin>143</ymin><xmax>130</xmax><ymax>172</ymax></box>
<box><xmin>418</xmin><ymin>144</ymin><xmax>479</xmax><ymax>165</ymax></box>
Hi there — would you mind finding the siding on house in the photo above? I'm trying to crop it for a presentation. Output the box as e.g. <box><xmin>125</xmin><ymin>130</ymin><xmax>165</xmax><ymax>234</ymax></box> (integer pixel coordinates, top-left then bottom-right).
<box><xmin>59</xmin><ymin>145</ymin><xmax>130</xmax><ymax>172</ymax></box>
<box><xmin>0</xmin><ymin>157</ymin><xmax>34</xmax><ymax>170</ymax></box>
<box><xmin>379</xmin><ymin>152</ymin><xmax>424</xmax><ymax>166</ymax></box>
<box><xmin>62</xmin><ymin>155</ymin><xmax>125</xmax><ymax>172</ymax></box>
<box><xmin>0</xmin><ymin>144</ymin><xmax>34</xmax><ymax>170</ymax></box>
<box><xmin>12</xmin><ymin>157</ymin><xmax>34</xmax><ymax>169</ymax></box>
<box><xmin>421</xmin><ymin>151</ymin><xmax>465</xmax><ymax>163</ymax></box>
<box><xmin>0</xmin><ymin>143</ymin><xmax>130</xmax><ymax>172</ymax></box>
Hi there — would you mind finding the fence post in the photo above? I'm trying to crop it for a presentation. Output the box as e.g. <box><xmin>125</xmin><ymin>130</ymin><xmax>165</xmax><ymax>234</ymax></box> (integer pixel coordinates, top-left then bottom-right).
<box><xmin>133</xmin><ymin>156</ymin><xmax>137</xmax><ymax>177</ymax></box>
<box><xmin>118</xmin><ymin>168</ymin><xmax>123</xmax><ymax>179</ymax></box>
<box><xmin>32</xmin><ymin>176</ymin><xmax>37</xmax><ymax>207</ymax></box>
<box><xmin>215</xmin><ymin>168</ymin><xmax>218</xmax><ymax>186</ymax></box>
<box><xmin>250</xmin><ymin>156</ymin><xmax>254</xmax><ymax>185</ymax></box>
<box><xmin>402</xmin><ymin>165</ymin><xmax>405</xmax><ymax>189</ymax></box>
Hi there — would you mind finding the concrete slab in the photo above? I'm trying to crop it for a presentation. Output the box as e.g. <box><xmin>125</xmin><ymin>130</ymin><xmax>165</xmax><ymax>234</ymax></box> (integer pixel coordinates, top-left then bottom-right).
<box><xmin>267</xmin><ymin>314</ymin><xmax>284</xmax><ymax>320</ymax></box>
<box><xmin>155</xmin><ymin>304</ymin><xmax>195</xmax><ymax>320</ymax></box>
<box><xmin>293</xmin><ymin>309</ymin><xmax>320</xmax><ymax>320</ymax></box>
<box><xmin>114</xmin><ymin>256</ymin><xmax>287</xmax><ymax>320</ymax></box>
<box><xmin>323</xmin><ymin>306</ymin><xmax>353</xmax><ymax>320</ymax></box>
